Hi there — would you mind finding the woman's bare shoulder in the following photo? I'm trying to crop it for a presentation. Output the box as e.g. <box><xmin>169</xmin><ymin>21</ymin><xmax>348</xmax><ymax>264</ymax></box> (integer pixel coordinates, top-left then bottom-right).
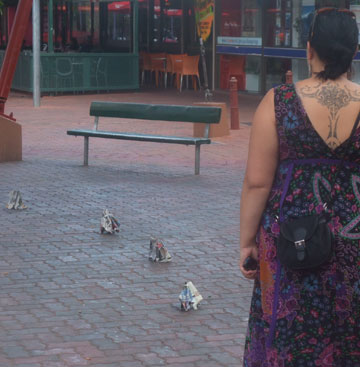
<box><xmin>252</xmin><ymin>88</ymin><xmax>275</xmax><ymax>127</ymax></box>
<box><xmin>344</xmin><ymin>80</ymin><xmax>360</xmax><ymax>94</ymax></box>
<box><xmin>258</xmin><ymin>87</ymin><xmax>275</xmax><ymax>108</ymax></box>
<box><xmin>295</xmin><ymin>78</ymin><xmax>313</xmax><ymax>89</ymax></box>
<box><xmin>254</xmin><ymin>88</ymin><xmax>274</xmax><ymax>114</ymax></box>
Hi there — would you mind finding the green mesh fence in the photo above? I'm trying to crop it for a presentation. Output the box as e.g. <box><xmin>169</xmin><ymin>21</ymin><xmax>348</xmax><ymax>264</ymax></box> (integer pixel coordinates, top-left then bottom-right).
<box><xmin>0</xmin><ymin>51</ymin><xmax>139</xmax><ymax>94</ymax></box>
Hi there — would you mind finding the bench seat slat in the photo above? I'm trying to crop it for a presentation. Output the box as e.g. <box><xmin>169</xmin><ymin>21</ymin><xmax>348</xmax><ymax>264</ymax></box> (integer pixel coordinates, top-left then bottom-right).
<box><xmin>89</xmin><ymin>102</ymin><xmax>221</xmax><ymax>124</ymax></box>
<box><xmin>67</xmin><ymin>129</ymin><xmax>211</xmax><ymax>145</ymax></box>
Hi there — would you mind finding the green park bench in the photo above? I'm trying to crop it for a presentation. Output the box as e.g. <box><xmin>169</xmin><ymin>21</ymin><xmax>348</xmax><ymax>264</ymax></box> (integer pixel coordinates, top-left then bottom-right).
<box><xmin>67</xmin><ymin>101</ymin><xmax>221</xmax><ymax>175</ymax></box>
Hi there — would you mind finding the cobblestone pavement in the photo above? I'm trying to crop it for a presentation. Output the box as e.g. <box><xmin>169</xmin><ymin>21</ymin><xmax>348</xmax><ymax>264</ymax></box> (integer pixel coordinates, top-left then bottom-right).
<box><xmin>0</xmin><ymin>88</ymin><xmax>262</xmax><ymax>367</ymax></box>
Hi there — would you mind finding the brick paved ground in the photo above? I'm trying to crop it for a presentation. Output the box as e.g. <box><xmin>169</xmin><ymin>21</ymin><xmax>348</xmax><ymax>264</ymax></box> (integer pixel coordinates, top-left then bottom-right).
<box><xmin>0</xmin><ymin>88</ymin><xmax>262</xmax><ymax>367</ymax></box>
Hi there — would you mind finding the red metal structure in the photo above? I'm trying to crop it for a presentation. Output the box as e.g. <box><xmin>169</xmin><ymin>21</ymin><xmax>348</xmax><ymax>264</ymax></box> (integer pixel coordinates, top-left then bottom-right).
<box><xmin>0</xmin><ymin>0</ymin><xmax>33</xmax><ymax>116</ymax></box>
<box><xmin>0</xmin><ymin>0</ymin><xmax>33</xmax><ymax>162</ymax></box>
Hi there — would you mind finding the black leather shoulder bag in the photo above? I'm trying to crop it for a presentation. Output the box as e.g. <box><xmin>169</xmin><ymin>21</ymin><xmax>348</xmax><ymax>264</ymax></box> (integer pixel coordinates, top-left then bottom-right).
<box><xmin>277</xmin><ymin>113</ymin><xmax>360</xmax><ymax>270</ymax></box>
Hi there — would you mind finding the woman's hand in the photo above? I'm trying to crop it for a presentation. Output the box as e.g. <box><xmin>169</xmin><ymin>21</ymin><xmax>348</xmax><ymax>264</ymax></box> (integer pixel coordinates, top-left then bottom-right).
<box><xmin>239</xmin><ymin>245</ymin><xmax>259</xmax><ymax>280</ymax></box>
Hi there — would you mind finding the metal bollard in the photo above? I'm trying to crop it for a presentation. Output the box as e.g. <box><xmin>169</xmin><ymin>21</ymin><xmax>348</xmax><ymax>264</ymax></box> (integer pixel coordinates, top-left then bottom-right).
<box><xmin>286</xmin><ymin>70</ymin><xmax>293</xmax><ymax>84</ymax></box>
<box><xmin>229</xmin><ymin>77</ymin><xmax>239</xmax><ymax>130</ymax></box>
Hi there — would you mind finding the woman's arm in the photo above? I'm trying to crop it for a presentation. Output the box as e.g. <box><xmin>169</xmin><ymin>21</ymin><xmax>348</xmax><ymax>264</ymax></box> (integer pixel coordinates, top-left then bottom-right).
<box><xmin>239</xmin><ymin>88</ymin><xmax>279</xmax><ymax>279</ymax></box>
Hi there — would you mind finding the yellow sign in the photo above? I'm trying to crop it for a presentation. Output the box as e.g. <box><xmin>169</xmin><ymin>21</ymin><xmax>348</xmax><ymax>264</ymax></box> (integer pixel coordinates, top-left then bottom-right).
<box><xmin>195</xmin><ymin>0</ymin><xmax>214</xmax><ymax>42</ymax></box>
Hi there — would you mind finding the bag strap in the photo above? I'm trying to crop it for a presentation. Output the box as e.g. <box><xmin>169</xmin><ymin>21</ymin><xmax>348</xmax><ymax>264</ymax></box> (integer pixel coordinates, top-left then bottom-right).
<box><xmin>324</xmin><ymin>111</ymin><xmax>360</xmax><ymax>210</ymax></box>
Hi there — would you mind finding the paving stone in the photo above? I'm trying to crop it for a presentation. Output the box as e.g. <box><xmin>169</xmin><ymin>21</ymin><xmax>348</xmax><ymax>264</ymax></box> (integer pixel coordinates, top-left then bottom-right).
<box><xmin>3</xmin><ymin>345</ymin><xmax>31</xmax><ymax>358</ymax></box>
<box><xmin>166</xmin><ymin>355</ymin><xmax>206</xmax><ymax>364</ymax></box>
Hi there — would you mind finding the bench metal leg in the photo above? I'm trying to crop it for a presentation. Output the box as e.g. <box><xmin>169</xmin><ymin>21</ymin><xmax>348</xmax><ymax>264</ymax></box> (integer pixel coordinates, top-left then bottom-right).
<box><xmin>84</xmin><ymin>137</ymin><xmax>89</xmax><ymax>166</ymax></box>
<box><xmin>195</xmin><ymin>145</ymin><xmax>200</xmax><ymax>175</ymax></box>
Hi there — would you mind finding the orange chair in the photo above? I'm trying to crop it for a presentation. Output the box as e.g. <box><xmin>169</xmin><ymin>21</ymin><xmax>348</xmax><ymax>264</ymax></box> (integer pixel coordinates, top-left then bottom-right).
<box><xmin>220</xmin><ymin>55</ymin><xmax>246</xmax><ymax>90</ymax></box>
<box><xmin>178</xmin><ymin>55</ymin><xmax>200</xmax><ymax>92</ymax></box>
<box><xmin>168</xmin><ymin>54</ymin><xmax>186</xmax><ymax>89</ymax></box>
<box><xmin>140</xmin><ymin>52</ymin><xmax>152</xmax><ymax>85</ymax></box>
<box><xmin>150</xmin><ymin>52</ymin><xmax>166</xmax><ymax>87</ymax></box>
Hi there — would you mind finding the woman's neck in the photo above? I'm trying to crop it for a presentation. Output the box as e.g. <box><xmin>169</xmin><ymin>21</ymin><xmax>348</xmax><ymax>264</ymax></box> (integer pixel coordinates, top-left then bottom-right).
<box><xmin>309</xmin><ymin>73</ymin><xmax>348</xmax><ymax>83</ymax></box>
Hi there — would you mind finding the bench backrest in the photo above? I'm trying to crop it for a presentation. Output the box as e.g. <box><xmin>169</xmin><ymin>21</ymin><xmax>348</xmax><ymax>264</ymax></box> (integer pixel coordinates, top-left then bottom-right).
<box><xmin>90</xmin><ymin>101</ymin><xmax>221</xmax><ymax>124</ymax></box>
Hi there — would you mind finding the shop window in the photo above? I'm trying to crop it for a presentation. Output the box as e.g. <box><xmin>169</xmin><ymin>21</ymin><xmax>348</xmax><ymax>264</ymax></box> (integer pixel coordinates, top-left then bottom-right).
<box><xmin>98</xmin><ymin>1</ymin><xmax>134</xmax><ymax>52</ymax></box>
<box><xmin>53</xmin><ymin>0</ymin><xmax>69</xmax><ymax>50</ymax></box>
<box><xmin>52</xmin><ymin>0</ymin><xmax>98</xmax><ymax>52</ymax></box>
<box><xmin>265</xmin><ymin>0</ymin><xmax>292</xmax><ymax>47</ymax></box>
<box><xmin>138</xmin><ymin>0</ymin><xmax>149</xmax><ymax>50</ymax></box>
<box><xmin>220</xmin><ymin>55</ymin><xmax>246</xmax><ymax>90</ymax></box>
<box><xmin>245</xmin><ymin>56</ymin><xmax>261</xmax><ymax>92</ymax></box>
<box><xmin>0</xmin><ymin>10</ymin><xmax>8</xmax><ymax>49</ymax></box>
<box><xmin>219</xmin><ymin>55</ymin><xmax>261</xmax><ymax>93</ymax></box>
<box><xmin>49</xmin><ymin>0</ymin><xmax>135</xmax><ymax>53</ymax></box>
<box><xmin>217</xmin><ymin>1</ymin><xmax>261</xmax><ymax>92</ymax></box>
<box><xmin>218</xmin><ymin>0</ymin><xmax>261</xmax><ymax>47</ymax></box>
<box><xmin>138</xmin><ymin>0</ymin><xmax>200</xmax><ymax>53</ymax></box>
<box><xmin>76</xmin><ymin>4</ymin><xmax>88</xmax><ymax>32</ymax></box>
<box><xmin>150</xmin><ymin>0</ymin><xmax>182</xmax><ymax>46</ymax></box>
<box><xmin>292</xmin><ymin>0</ymin><xmax>315</xmax><ymax>48</ymax></box>
<box><xmin>41</xmin><ymin>0</ymin><xmax>48</xmax><ymax>46</ymax></box>
<box><xmin>292</xmin><ymin>59</ymin><xmax>308</xmax><ymax>83</ymax></box>
<box><xmin>265</xmin><ymin>57</ymin><xmax>291</xmax><ymax>90</ymax></box>
<box><xmin>291</xmin><ymin>1</ymin><xmax>352</xmax><ymax>48</ymax></box>
<box><xmin>72</xmin><ymin>1</ymin><xmax>93</xmax><ymax>49</ymax></box>
<box><xmin>163</xmin><ymin>0</ymin><xmax>182</xmax><ymax>44</ymax></box>
<box><xmin>106</xmin><ymin>1</ymin><xmax>132</xmax><ymax>49</ymax></box>
<box><xmin>151</xmin><ymin>0</ymin><xmax>163</xmax><ymax>45</ymax></box>
<box><xmin>265</xmin><ymin>57</ymin><xmax>308</xmax><ymax>91</ymax></box>
<box><xmin>93</xmin><ymin>3</ymin><xmax>100</xmax><ymax>47</ymax></box>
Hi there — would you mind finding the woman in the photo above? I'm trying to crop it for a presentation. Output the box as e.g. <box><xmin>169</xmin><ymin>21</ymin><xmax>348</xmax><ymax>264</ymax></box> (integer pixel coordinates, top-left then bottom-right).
<box><xmin>239</xmin><ymin>8</ymin><xmax>360</xmax><ymax>366</ymax></box>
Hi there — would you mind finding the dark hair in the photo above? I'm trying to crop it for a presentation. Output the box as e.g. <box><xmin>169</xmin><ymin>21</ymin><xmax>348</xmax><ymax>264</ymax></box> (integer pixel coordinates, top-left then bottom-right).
<box><xmin>309</xmin><ymin>9</ymin><xmax>358</xmax><ymax>80</ymax></box>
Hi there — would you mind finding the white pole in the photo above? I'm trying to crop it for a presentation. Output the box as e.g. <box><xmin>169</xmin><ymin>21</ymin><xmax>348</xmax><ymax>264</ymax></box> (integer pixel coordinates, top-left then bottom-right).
<box><xmin>33</xmin><ymin>0</ymin><xmax>41</xmax><ymax>107</ymax></box>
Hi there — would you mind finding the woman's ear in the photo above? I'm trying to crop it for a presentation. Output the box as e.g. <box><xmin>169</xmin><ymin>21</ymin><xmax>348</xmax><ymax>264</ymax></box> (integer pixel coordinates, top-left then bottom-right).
<box><xmin>306</xmin><ymin>41</ymin><xmax>313</xmax><ymax>61</ymax></box>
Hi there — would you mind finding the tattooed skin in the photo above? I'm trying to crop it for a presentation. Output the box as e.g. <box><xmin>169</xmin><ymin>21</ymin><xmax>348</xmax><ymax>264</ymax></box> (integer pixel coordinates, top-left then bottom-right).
<box><xmin>298</xmin><ymin>82</ymin><xmax>360</xmax><ymax>149</ymax></box>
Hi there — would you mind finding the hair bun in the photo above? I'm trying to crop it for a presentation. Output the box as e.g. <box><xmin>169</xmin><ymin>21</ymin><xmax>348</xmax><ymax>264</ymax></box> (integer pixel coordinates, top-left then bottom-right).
<box><xmin>317</xmin><ymin>41</ymin><xmax>353</xmax><ymax>80</ymax></box>
<box><xmin>318</xmin><ymin>62</ymin><xmax>347</xmax><ymax>80</ymax></box>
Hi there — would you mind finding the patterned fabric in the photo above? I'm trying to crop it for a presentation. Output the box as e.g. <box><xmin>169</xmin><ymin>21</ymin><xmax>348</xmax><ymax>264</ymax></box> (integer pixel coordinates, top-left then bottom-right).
<box><xmin>243</xmin><ymin>84</ymin><xmax>360</xmax><ymax>367</ymax></box>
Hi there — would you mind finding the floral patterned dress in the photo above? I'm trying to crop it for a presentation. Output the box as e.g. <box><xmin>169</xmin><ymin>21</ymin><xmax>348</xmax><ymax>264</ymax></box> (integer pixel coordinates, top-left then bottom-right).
<box><xmin>243</xmin><ymin>84</ymin><xmax>360</xmax><ymax>367</ymax></box>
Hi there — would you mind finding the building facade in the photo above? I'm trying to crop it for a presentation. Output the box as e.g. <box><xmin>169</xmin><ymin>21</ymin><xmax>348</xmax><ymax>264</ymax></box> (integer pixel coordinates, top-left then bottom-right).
<box><xmin>216</xmin><ymin>0</ymin><xmax>360</xmax><ymax>94</ymax></box>
<box><xmin>0</xmin><ymin>0</ymin><xmax>360</xmax><ymax>94</ymax></box>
